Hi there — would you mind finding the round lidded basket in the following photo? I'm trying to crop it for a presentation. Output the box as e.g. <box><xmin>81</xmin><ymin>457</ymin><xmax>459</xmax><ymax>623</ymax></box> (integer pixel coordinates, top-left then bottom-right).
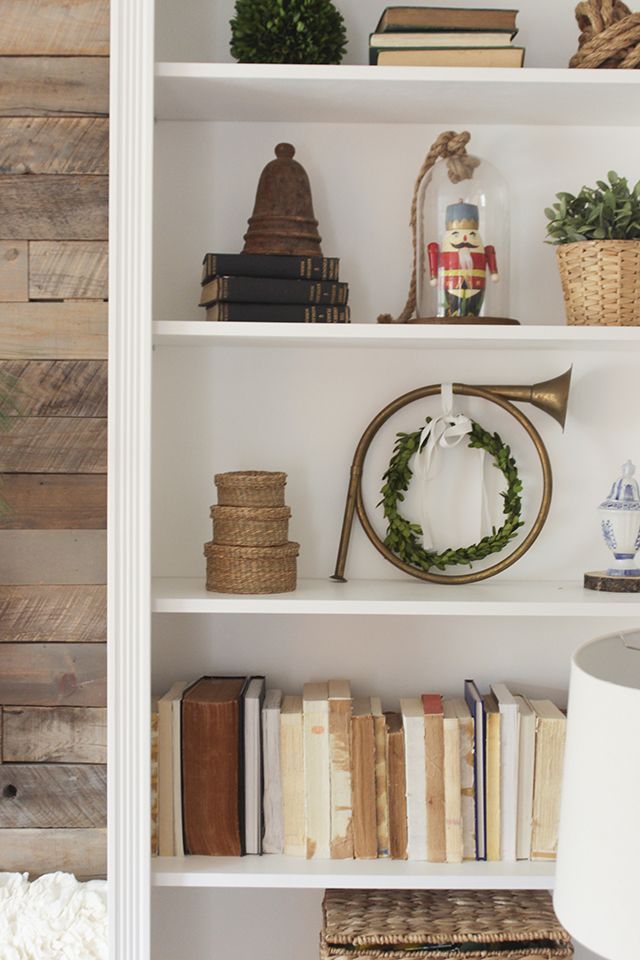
<box><xmin>214</xmin><ymin>470</ymin><xmax>287</xmax><ymax>507</ymax></box>
<box><xmin>556</xmin><ymin>240</ymin><xmax>640</xmax><ymax>325</ymax></box>
<box><xmin>211</xmin><ymin>505</ymin><xmax>291</xmax><ymax>547</ymax></box>
<box><xmin>204</xmin><ymin>540</ymin><xmax>299</xmax><ymax>594</ymax></box>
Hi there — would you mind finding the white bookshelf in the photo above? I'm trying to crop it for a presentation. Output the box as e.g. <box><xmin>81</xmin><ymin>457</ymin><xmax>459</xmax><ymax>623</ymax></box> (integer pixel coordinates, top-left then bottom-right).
<box><xmin>154</xmin><ymin>320</ymin><xmax>640</xmax><ymax>350</ymax></box>
<box><xmin>111</xmin><ymin>1</ymin><xmax>638</xmax><ymax>957</ymax></box>
<box><xmin>153</xmin><ymin>577</ymin><xmax>640</xmax><ymax>617</ymax></box>
<box><xmin>152</xmin><ymin>855</ymin><xmax>555</xmax><ymax>889</ymax></box>
<box><xmin>155</xmin><ymin>62</ymin><xmax>640</xmax><ymax>126</ymax></box>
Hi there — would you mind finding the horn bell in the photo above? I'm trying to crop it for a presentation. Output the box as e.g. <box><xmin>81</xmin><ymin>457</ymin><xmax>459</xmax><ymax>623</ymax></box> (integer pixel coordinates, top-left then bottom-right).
<box><xmin>530</xmin><ymin>366</ymin><xmax>572</xmax><ymax>430</ymax></box>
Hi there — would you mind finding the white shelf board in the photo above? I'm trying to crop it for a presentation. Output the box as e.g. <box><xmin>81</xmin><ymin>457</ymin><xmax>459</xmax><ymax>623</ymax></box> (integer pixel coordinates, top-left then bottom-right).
<box><xmin>153</xmin><ymin>321</ymin><xmax>640</xmax><ymax>350</ymax></box>
<box><xmin>155</xmin><ymin>63</ymin><xmax>640</xmax><ymax>126</ymax></box>
<box><xmin>152</xmin><ymin>577</ymin><xmax>640</xmax><ymax>617</ymax></box>
<box><xmin>152</xmin><ymin>855</ymin><xmax>554</xmax><ymax>889</ymax></box>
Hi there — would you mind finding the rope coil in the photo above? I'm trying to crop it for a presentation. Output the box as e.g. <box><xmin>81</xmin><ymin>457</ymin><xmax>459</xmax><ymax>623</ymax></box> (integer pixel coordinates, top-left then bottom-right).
<box><xmin>377</xmin><ymin>130</ymin><xmax>479</xmax><ymax>325</ymax></box>
<box><xmin>570</xmin><ymin>0</ymin><xmax>640</xmax><ymax>68</ymax></box>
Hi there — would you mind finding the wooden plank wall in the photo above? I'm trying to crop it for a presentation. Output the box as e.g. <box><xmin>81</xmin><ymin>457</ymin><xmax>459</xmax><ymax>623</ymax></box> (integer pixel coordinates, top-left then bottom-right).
<box><xmin>0</xmin><ymin>0</ymin><xmax>108</xmax><ymax>879</ymax></box>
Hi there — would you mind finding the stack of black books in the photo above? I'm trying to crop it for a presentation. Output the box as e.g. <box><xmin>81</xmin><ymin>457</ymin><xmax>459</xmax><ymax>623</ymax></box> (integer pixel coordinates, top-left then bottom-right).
<box><xmin>199</xmin><ymin>253</ymin><xmax>350</xmax><ymax>323</ymax></box>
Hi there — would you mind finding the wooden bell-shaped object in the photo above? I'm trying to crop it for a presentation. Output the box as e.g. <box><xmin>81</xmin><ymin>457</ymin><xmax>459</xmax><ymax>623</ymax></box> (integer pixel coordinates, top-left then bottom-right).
<box><xmin>242</xmin><ymin>143</ymin><xmax>323</xmax><ymax>256</ymax></box>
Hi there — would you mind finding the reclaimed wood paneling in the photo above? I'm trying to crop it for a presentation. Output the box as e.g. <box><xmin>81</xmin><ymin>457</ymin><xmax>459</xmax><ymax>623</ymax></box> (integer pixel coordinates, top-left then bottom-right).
<box><xmin>0</xmin><ymin>764</ymin><xmax>106</xmax><ymax>828</ymax></box>
<box><xmin>0</xmin><ymin>642</ymin><xmax>106</xmax><ymax>706</ymax></box>
<box><xmin>0</xmin><ymin>241</ymin><xmax>28</xmax><ymax>301</ymax></box>
<box><xmin>0</xmin><ymin>0</ymin><xmax>111</xmax><ymax>882</ymax></box>
<box><xmin>0</xmin><ymin>301</ymin><xmax>107</xmax><ymax>360</ymax></box>
<box><xmin>2</xmin><ymin>706</ymin><xmax>107</xmax><ymax>763</ymax></box>
<box><xmin>0</xmin><ymin>827</ymin><xmax>106</xmax><ymax>878</ymax></box>
<box><xmin>0</xmin><ymin>360</ymin><xmax>107</xmax><ymax>417</ymax></box>
<box><xmin>0</xmin><ymin>531</ymin><xmax>106</xmax><ymax>584</ymax></box>
<box><xmin>0</xmin><ymin>584</ymin><xmax>106</xmax><ymax>642</ymax></box>
<box><xmin>0</xmin><ymin>118</ymin><xmax>108</xmax><ymax>175</ymax></box>
<box><xmin>0</xmin><ymin>175</ymin><xmax>108</xmax><ymax>240</ymax></box>
<box><xmin>30</xmin><ymin>241</ymin><xmax>108</xmax><ymax>299</ymax></box>
<box><xmin>0</xmin><ymin>474</ymin><xmax>107</xmax><ymax>529</ymax></box>
<box><xmin>0</xmin><ymin>0</ymin><xmax>109</xmax><ymax>56</ymax></box>
<box><xmin>0</xmin><ymin>58</ymin><xmax>108</xmax><ymax>118</ymax></box>
<box><xmin>0</xmin><ymin>418</ymin><xmax>106</xmax><ymax>473</ymax></box>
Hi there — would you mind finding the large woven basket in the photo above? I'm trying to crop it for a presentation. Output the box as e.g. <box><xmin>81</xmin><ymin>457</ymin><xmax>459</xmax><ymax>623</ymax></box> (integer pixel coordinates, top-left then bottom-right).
<box><xmin>211</xmin><ymin>505</ymin><xmax>291</xmax><ymax>546</ymax></box>
<box><xmin>204</xmin><ymin>540</ymin><xmax>299</xmax><ymax>594</ymax></box>
<box><xmin>556</xmin><ymin>240</ymin><xmax>640</xmax><ymax>325</ymax></box>
<box><xmin>320</xmin><ymin>890</ymin><xmax>573</xmax><ymax>960</ymax></box>
<box><xmin>215</xmin><ymin>471</ymin><xmax>287</xmax><ymax>507</ymax></box>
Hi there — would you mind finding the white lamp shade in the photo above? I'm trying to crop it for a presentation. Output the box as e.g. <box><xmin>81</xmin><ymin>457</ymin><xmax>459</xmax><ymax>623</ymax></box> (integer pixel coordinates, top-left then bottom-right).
<box><xmin>554</xmin><ymin>630</ymin><xmax>640</xmax><ymax>960</ymax></box>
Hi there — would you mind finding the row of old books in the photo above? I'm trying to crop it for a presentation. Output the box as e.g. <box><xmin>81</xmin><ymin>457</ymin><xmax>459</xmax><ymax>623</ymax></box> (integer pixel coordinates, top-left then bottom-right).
<box><xmin>152</xmin><ymin>676</ymin><xmax>566</xmax><ymax>862</ymax></box>
<box><xmin>369</xmin><ymin>6</ymin><xmax>524</xmax><ymax>68</ymax></box>
<box><xmin>199</xmin><ymin>253</ymin><xmax>350</xmax><ymax>323</ymax></box>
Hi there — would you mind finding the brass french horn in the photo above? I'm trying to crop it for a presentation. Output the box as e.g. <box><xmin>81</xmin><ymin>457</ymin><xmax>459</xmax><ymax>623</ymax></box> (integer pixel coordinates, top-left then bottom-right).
<box><xmin>331</xmin><ymin>368</ymin><xmax>572</xmax><ymax>585</ymax></box>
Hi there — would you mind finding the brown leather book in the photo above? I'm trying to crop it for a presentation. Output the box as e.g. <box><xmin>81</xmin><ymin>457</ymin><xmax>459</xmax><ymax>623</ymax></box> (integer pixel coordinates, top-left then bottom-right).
<box><xmin>182</xmin><ymin>676</ymin><xmax>248</xmax><ymax>856</ymax></box>
<box><xmin>351</xmin><ymin>698</ymin><xmax>378</xmax><ymax>859</ymax></box>
<box><xmin>422</xmin><ymin>693</ymin><xmax>446</xmax><ymax>863</ymax></box>
<box><xmin>385</xmin><ymin>712</ymin><xmax>408</xmax><ymax>860</ymax></box>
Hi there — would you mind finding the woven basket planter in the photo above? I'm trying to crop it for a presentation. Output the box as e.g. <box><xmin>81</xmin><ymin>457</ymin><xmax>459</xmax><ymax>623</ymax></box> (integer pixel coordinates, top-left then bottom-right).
<box><xmin>321</xmin><ymin>889</ymin><xmax>573</xmax><ymax>960</ymax></box>
<box><xmin>214</xmin><ymin>470</ymin><xmax>287</xmax><ymax>507</ymax></box>
<box><xmin>556</xmin><ymin>240</ymin><xmax>640</xmax><ymax>325</ymax></box>
<box><xmin>211</xmin><ymin>505</ymin><xmax>291</xmax><ymax>547</ymax></box>
<box><xmin>204</xmin><ymin>540</ymin><xmax>299</xmax><ymax>594</ymax></box>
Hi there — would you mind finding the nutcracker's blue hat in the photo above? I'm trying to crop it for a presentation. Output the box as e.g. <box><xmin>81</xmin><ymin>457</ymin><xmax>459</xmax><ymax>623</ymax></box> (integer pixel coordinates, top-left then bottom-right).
<box><xmin>446</xmin><ymin>201</ymin><xmax>479</xmax><ymax>229</ymax></box>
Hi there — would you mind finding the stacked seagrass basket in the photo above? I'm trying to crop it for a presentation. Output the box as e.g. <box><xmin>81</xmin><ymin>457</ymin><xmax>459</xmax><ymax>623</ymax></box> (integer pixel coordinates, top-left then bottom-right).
<box><xmin>320</xmin><ymin>889</ymin><xmax>573</xmax><ymax>960</ymax></box>
<box><xmin>204</xmin><ymin>471</ymin><xmax>299</xmax><ymax>594</ymax></box>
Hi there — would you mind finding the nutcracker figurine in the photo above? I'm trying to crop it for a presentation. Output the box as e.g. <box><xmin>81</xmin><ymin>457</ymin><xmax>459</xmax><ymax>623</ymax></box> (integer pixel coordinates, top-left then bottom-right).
<box><xmin>427</xmin><ymin>201</ymin><xmax>499</xmax><ymax>318</ymax></box>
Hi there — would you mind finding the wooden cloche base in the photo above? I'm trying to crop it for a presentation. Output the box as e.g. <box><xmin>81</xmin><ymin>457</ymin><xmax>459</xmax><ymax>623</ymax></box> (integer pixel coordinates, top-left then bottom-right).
<box><xmin>584</xmin><ymin>571</ymin><xmax>640</xmax><ymax>593</ymax></box>
<box><xmin>407</xmin><ymin>316</ymin><xmax>521</xmax><ymax>326</ymax></box>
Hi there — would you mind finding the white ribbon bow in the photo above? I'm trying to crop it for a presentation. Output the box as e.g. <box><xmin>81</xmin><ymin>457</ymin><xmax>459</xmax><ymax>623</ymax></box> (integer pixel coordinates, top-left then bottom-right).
<box><xmin>413</xmin><ymin>384</ymin><xmax>490</xmax><ymax>552</ymax></box>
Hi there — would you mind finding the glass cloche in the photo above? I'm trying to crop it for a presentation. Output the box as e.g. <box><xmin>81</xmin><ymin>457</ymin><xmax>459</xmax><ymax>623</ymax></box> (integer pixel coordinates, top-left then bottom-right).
<box><xmin>416</xmin><ymin>153</ymin><xmax>511</xmax><ymax>322</ymax></box>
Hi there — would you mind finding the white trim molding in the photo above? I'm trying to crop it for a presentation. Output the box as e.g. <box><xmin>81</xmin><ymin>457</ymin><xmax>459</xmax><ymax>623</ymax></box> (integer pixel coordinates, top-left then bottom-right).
<box><xmin>108</xmin><ymin>0</ymin><xmax>154</xmax><ymax>957</ymax></box>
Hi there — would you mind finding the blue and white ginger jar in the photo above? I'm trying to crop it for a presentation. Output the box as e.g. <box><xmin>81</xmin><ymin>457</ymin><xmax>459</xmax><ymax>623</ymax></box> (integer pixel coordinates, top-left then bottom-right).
<box><xmin>599</xmin><ymin>460</ymin><xmax>640</xmax><ymax>576</ymax></box>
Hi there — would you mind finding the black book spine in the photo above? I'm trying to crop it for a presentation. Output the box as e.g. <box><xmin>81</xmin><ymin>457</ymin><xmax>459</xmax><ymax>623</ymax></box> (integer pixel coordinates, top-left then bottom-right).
<box><xmin>202</xmin><ymin>253</ymin><xmax>339</xmax><ymax>283</ymax></box>
<box><xmin>201</xmin><ymin>276</ymin><xmax>349</xmax><ymax>306</ymax></box>
<box><xmin>206</xmin><ymin>303</ymin><xmax>350</xmax><ymax>323</ymax></box>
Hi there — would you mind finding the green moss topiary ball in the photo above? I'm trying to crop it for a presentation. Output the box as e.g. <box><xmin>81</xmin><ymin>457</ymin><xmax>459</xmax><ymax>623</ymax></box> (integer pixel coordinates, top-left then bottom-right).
<box><xmin>230</xmin><ymin>0</ymin><xmax>348</xmax><ymax>65</ymax></box>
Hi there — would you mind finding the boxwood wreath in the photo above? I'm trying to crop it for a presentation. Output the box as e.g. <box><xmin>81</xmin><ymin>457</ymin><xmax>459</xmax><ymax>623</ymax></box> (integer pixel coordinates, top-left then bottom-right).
<box><xmin>380</xmin><ymin>418</ymin><xmax>524</xmax><ymax>572</ymax></box>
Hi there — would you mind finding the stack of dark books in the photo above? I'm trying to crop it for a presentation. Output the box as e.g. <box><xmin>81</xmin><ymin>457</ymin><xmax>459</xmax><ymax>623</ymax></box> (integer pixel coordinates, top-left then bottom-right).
<box><xmin>369</xmin><ymin>6</ymin><xmax>522</xmax><ymax>67</ymax></box>
<box><xmin>199</xmin><ymin>253</ymin><xmax>351</xmax><ymax>324</ymax></box>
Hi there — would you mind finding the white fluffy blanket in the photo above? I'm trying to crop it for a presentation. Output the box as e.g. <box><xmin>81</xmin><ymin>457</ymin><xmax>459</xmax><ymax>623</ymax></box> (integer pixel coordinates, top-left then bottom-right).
<box><xmin>0</xmin><ymin>872</ymin><xmax>107</xmax><ymax>959</ymax></box>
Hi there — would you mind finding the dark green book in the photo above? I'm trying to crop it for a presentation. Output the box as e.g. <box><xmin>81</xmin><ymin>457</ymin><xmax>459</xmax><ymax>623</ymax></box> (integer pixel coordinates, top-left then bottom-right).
<box><xmin>374</xmin><ymin>7</ymin><xmax>518</xmax><ymax>34</ymax></box>
<box><xmin>205</xmin><ymin>303</ymin><xmax>350</xmax><ymax>323</ymax></box>
<box><xmin>200</xmin><ymin>276</ymin><xmax>349</xmax><ymax>307</ymax></box>
<box><xmin>201</xmin><ymin>253</ymin><xmax>339</xmax><ymax>284</ymax></box>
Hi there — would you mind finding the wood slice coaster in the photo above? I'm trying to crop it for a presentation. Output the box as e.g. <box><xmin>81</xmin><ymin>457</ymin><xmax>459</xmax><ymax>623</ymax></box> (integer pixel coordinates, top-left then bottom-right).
<box><xmin>584</xmin><ymin>571</ymin><xmax>640</xmax><ymax>592</ymax></box>
<box><xmin>407</xmin><ymin>316</ymin><xmax>520</xmax><ymax>326</ymax></box>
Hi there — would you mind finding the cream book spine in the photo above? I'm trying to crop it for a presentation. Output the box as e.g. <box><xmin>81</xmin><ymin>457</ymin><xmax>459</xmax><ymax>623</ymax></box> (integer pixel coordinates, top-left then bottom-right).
<box><xmin>515</xmin><ymin>695</ymin><xmax>536</xmax><ymax>860</ymax></box>
<box><xmin>372</xmin><ymin>696</ymin><xmax>390</xmax><ymax>858</ymax></box>
<box><xmin>262</xmin><ymin>688</ymin><xmax>284</xmax><ymax>854</ymax></box>
<box><xmin>328</xmin><ymin>679</ymin><xmax>353</xmax><ymax>859</ymax></box>
<box><xmin>530</xmin><ymin>699</ymin><xmax>567</xmax><ymax>861</ymax></box>
<box><xmin>400</xmin><ymin>698</ymin><xmax>427</xmax><ymax>861</ymax></box>
<box><xmin>442</xmin><ymin>700</ymin><xmax>463</xmax><ymax>864</ymax></box>
<box><xmin>450</xmin><ymin>697</ymin><xmax>476</xmax><ymax>860</ymax></box>
<box><xmin>157</xmin><ymin>679</ymin><xmax>189</xmax><ymax>857</ymax></box>
<box><xmin>422</xmin><ymin>694</ymin><xmax>446</xmax><ymax>863</ymax></box>
<box><xmin>491</xmin><ymin>682</ymin><xmax>520</xmax><ymax>862</ymax></box>
<box><xmin>280</xmin><ymin>695</ymin><xmax>305</xmax><ymax>857</ymax></box>
<box><xmin>303</xmin><ymin>682</ymin><xmax>331</xmax><ymax>859</ymax></box>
